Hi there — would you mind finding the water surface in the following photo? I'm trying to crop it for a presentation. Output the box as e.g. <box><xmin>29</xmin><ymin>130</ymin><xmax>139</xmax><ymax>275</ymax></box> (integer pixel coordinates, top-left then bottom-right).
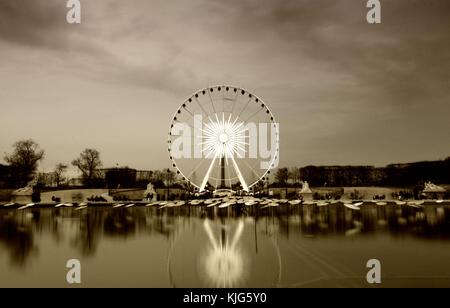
<box><xmin>1</xmin><ymin>203</ymin><xmax>449</xmax><ymax>288</ymax></box>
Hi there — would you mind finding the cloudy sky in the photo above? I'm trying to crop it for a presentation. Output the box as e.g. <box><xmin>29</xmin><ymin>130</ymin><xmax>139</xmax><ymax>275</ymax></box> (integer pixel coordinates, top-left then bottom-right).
<box><xmin>0</xmin><ymin>0</ymin><xmax>449</xmax><ymax>175</ymax></box>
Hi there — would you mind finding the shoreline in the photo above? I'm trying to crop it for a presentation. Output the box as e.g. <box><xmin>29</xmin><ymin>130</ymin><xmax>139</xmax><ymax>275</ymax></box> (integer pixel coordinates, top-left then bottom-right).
<box><xmin>1</xmin><ymin>199</ymin><xmax>449</xmax><ymax>209</ymax></box>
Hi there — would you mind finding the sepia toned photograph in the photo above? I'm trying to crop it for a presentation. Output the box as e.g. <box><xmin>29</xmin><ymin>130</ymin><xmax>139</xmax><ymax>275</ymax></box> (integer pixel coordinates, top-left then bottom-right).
<box><xmin>0</xmin><ymin>0</ymin><xmax>449</xmax><ymax>293</ymax></box>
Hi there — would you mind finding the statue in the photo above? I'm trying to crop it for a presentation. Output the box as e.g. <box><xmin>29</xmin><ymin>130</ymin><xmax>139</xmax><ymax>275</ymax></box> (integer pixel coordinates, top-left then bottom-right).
<box><xmin>11</xmin><ymin>179</ymin><xmax>36</xmax><ymax>204</ymax></box>
<box><xmin>298</xmin><ymin>181</ymin><xmax>313</xmax><ymax>201</ymax></box>
<box><xmin>300</xmin><ymin>181</ymin><xmax>312</xmax><ymax>194</ymax></box>
<box><xmin>143</xmin><ymin>183</ymin><xmax>157</xmax><ymax>201</ymax></box>
<box><xmin>422</xmin><ymin>181</ymin><xmax>446</xmax><ymax>200</ymax></box>
<box><xmin>423</xmin><ymin>181</ymin><xmax>445</xmax><ymax>192</ymax></box>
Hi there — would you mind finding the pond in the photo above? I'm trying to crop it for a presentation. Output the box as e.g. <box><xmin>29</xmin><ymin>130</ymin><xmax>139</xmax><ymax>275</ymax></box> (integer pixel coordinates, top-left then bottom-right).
<box><xmin>0</xmin><ymin>203</ymin><xmax>449</xmax><ymax>288</ymax></box>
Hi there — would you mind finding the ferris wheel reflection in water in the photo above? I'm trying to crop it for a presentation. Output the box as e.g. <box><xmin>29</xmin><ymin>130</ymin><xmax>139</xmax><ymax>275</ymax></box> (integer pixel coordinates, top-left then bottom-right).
<box><xmin>166</xmin><ymin>217</ymin><xmax>282</xmax><ymax>288</ymax></box>
<box><xmin>200</xmin><ymin>219</ymin><xmax>247</xmax><ymax>288</ymax></box>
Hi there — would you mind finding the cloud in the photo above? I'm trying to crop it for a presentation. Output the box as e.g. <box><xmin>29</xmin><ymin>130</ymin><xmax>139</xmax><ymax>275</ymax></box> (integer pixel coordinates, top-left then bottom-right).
<box><xmin>0</xmin><ymin>0</ymin><xmax>70</xmax><ymax>48</ymax></box>
<box><xmin>0</xmin><ymin>0</ymin><xmax>449</xmax><ymax>170</ymax></box>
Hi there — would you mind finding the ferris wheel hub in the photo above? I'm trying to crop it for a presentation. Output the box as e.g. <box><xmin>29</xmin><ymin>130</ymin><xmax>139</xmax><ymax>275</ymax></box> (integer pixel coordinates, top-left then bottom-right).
<box><xmin>219</xmin><ymin>133</ymin><xmax>229</xmax><ymax>144</ymax></box>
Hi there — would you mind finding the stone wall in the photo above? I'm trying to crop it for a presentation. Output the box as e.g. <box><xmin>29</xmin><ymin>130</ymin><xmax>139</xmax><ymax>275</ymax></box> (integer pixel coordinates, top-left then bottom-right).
<box><xmin>0</xmin><ymin>189</ymin><xmax>14</xmax><ymax>202</ymax></box>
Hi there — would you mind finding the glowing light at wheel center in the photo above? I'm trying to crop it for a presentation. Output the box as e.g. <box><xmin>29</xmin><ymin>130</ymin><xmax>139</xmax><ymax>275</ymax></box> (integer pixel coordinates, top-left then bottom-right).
<box><xmin>201</xmin><ymin>114</ymin><xmax>247</xmax><ymax>160</ymax></box>
<box><xmin>219</xmin><ymin>133</ymin><xmax>229</xmax><ymax>144</ymax></box>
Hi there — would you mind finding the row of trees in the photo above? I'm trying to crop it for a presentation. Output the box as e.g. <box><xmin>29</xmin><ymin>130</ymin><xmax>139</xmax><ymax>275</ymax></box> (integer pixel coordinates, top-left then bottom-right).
<box><xmin>273</xmin><ymin>159</ymin><xmax>450</xmax><ymax>189</ymax></box>
<box><xmin>1</xmin><ymin>140</ymin><xmax>104</xmax><ymax>188</ymax></box>
<box><xmin>274</xmin><ymin>167</ymin><xmax>302</xmax><ymax>187</ymax></box>
<box><xmin>273</xmin><ymin>167</ymin><xmax>302</xmax><ymax>196</ymax></box>
<box><xmin>2</xmin><ymin>139</ymin><xmax>449</xmax><ymax>190</ymax></box>
<box><xmin>1</xmin><ymin>139</ymin><xmax>178</xmax><ymax>189</ymax></box>
<box><xmin>299</xmin><ymin>161</ymin><xmax>450</xmax><ymax>187</ymax></box>
<box><xmin>0</xmin><ymin>140</ymin><xmax>102</xmax><ymax>188</ymax></box>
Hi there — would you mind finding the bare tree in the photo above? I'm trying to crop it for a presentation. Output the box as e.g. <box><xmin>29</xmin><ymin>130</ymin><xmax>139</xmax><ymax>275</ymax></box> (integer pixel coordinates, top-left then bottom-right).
<box><xmin>4</xmin><ymin>139</ymin><xmax>45</xmax><ymax>187</ymax></box>
<box><xmin>164</xmin><ymin>169</ymin><xmax>176</xmax><ymax>187</ymax></box>
<box><xmin>163</xmin><ymin>168</ymin><xmax>176</xmax><ymax>200</ymax></box>
<box><xmin>54</xmin><ymin>163</ymin><xmax>68</xmax><ymax>187</ymax></box>
<box><xmin>289</xmin><ymin>167</ymin><xmax>301</xmax><ymax>186</ymax></box>
<box><xmin>72</xmin><ymin>149</ymin><xmax>102</xmax><ymax>187</ymax></box>
<box><xmin>275</xmin><ymin>167</ymin><xmax>290</xmax><ymax>197</ymax></box>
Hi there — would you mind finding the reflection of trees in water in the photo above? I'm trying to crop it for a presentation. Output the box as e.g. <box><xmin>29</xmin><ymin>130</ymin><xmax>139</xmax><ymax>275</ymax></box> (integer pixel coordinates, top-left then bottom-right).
<box><xmin>0</xmin><ymin>204</ymin><xmax>449</xmax><ymax>267</ymax></box>
<box><xmin>104</xmin><ymin>210</ymin><xmax>137</xmax><ymax>237</ymax></box>
<box><xmin>242</xmin><ymin>203</ymin><xmax>450</xmax><ymax>240</ymax></box>
<box><xmin>50</xmin><ymin>210</ymin><xmax>66</xmax><ymax>244</ymax></box>
<box><xmin>271</xmin><ymin>204</ymin><xmax>450</xmax><ymax>239</ymax></box>
<box><xmin>0</xmin><ymin>213</ymin><xmax>37</xmax><ymax>267</ymax></box>
<box><xmin>71</xmin><ymin>209</ymin><xmax>104</xmax><ymax>257</ymax></box>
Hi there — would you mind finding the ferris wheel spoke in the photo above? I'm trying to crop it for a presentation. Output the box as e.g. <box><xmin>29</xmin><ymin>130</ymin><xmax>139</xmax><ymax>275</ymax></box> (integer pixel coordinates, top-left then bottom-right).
<box><xmin>215</xmin><ymin>113</ymin><xmax>221</xmax><ymax>125</ymax></box>
<box><xmin>234</xmin><ymin>145</ymin><xmax>247</xmax><ymax>155</ymax></box>
<box><xmin>194</xmin><ymin>97</ymin><xmax>211</xmax><ymax>121</ymax></box>
<box><xmin>227</xmin><ymin>113</ymin><xmax>232</xmax><ymax>125</ymax></box>
<box><xmin>238</xmin><ymin>97</ymin><xmax>252</xmax><ymax>118</ymax></box>
<box><xmin>243</xmin><ymin>107</ymin><xmax>264</xmax><ymax>123</ymax></box>
<box><xmin>185</xmin><ymin>157</ymin><xmax>209</xmax><ymax>183</ymax></box>
<box><xmin>230</xmin><ymin>155</ymin><xmax>249</xmax><ymax>192</ymax></box>
<box><xmin>222</xmin><ymin>90</ymin><xmax>226</xmax><ymax>113</ymax></box>
<box><xmin>182</xmin><ymin>106</ymin><xmax>194</xmax><ymax>117</ymax></box>
<box><xmin>201</xmin><ymin>142</ymin><xmax>217</xmax><ymax>156</ymax></box>
<box><xmin>239</xmin><ymin>158</ymin><xmax>263</xmax><ymax>185</ymax></box>
<box><xmin>172</xmin><ymin>120</ymin><xmax>196</xmax><ymax>132</ymax></box>
<box><xmin>230</xmin><ymin>91</ymin><xmax>239</xmax><ymax>116</ymax></box>
<box><xmin>200</xmin><ymin>152</ymin><xmax>219</xmax><ymax>192</ymax></box>
<box><xmin>234</xmin><ymin>140</ymin><xmax>249</xmax><ymax>146</ymax></box>
<box><xmin>207</xmin><ymin>91</ymin><xmax>217</xmax><ymax>115</ymax></box>
<box><xmin>232</xmin><ymin>121</ymin><xmax>244</xmax><ymax>131</ymax></box>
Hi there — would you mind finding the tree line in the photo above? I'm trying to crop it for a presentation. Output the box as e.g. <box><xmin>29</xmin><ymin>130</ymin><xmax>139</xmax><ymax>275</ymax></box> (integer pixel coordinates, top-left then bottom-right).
<box><xmin>1</xmin><ymin>139</ymin><xmax>449</xmax><ymax>190</ymax></box>
<box><xmin>274</xmin><ymin>159</ymin><xmax>450</xmax><ymax>189</ymax></box>
<box><xmin>0</xmin><ymin>139</ymin><xmax>178</xmax><ymax>189</ymax></box>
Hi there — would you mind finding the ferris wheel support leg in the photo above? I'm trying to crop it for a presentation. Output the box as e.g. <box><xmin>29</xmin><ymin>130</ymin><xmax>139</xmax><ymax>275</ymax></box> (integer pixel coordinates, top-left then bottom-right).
<box><xmin>200</xmin><ymin>153</ymin><xmax>218</xmax><ymax>192</ymax></box>
<box><xmin>230</xmin><ymin>155</ymin><xmax>249</xmax><ymax>192</ymax></box>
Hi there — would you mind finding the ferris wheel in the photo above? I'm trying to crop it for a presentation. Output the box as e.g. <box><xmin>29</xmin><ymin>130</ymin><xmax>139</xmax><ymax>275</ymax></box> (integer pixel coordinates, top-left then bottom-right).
<box><xmin>168</xmin><ymin>85</ymin><xmax>279</xmax><ymax>193</ymax></box>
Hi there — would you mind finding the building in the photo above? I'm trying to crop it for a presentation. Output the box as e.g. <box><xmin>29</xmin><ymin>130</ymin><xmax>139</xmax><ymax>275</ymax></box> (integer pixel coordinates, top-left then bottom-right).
<box><xmin>136</xmin><ymin>170</ymin><xmax>153</xmax><ymax>185</ymax></box>
<box><xmin>98</xmin><ymin>167</ymin><xmax>137</xmax><ymax>188</ymax></box>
